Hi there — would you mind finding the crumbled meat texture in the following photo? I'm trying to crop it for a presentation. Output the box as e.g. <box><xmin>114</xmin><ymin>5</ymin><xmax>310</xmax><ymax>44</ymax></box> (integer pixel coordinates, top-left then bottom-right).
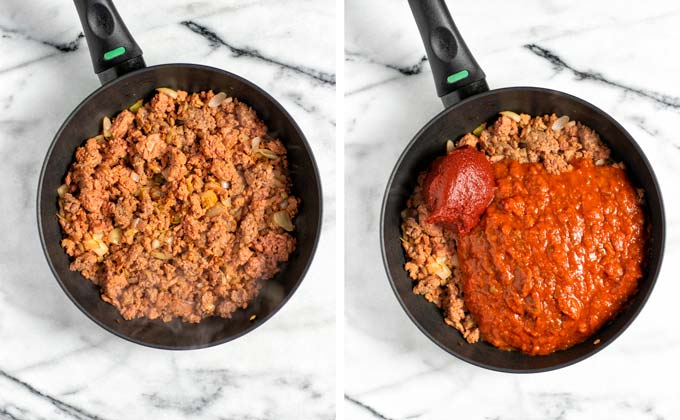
<box><xmin>110</xmin><ymin>110</ymin><xmax>134</xmax><ymax>139</ymax></box>
<box><xmin>57</xmin><ymin>90</ymin><xmax>299</xmax><ymax>323</ymax></box>
<box><xmin>401</xmin><ymin>113</ymin><xmax>616</xmax><ymax>343</ymax></box>
<box><xmin>401</xmin><ymin>176</ymin><xmax>480</xmax><ymax>343</ymax></box>
<box><xmin>460</xmin><ymin>113</ymin><xmax>611</xmax><ymax>174</ymax></box>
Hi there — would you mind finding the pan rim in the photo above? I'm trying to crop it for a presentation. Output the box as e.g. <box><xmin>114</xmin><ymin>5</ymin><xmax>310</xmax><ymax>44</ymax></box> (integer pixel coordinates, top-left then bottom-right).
<box><xmin>37</xmin><ymin>63</ymin><xmax>323</xmax><ymax>350</ymax></box>
<box><xmin>380</xmin><ymin>85</ymin><xmax>665</xmax><ymax>373</ymax></box>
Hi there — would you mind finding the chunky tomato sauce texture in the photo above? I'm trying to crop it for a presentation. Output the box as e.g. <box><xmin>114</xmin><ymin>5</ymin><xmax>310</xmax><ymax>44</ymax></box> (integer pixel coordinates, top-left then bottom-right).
<box><xmin>423</xmin><ymin>147</ymin><xmax>495</xmax><ymax>234</ymax></box>
<box><xmin>457</xmin><ymin>158</ymin><xmax>646</xmax><ymax>355</ymax></box>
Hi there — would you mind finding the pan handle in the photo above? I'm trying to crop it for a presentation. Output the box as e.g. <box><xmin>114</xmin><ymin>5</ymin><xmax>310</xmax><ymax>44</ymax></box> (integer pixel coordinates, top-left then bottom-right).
<box><xmin>408</xmin><ymin>0</ymin><xmax>488</xmax><ymax>107</ymax></box>
<box><xmin>73</xmin><ymin>0</ymin><xmax>146</xmax><ymax>85</ymax></box>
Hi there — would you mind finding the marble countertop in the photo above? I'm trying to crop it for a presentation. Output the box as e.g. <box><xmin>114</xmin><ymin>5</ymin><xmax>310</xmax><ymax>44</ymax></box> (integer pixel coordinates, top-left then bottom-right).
<box><xmin>0</xmin><ymin>0</ymin><xmax>335</xmax><ymax>419</ymax></box>
<box><xmin>345</xmin><ymin>0</ymin><xmax>680</xmax><ymax>419</ymax></box>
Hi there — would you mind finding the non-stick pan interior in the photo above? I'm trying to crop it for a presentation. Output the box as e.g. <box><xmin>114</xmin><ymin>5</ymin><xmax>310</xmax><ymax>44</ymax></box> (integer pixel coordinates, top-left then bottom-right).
<box><xmin>382</xmin><ymin>87</ymin><xmax>664</xmax><ymax>372</ymax></box>
<box><xmin>38</xmin><ymin>64</ymin><xmax>322</xmax><ymax>349</ymax></box>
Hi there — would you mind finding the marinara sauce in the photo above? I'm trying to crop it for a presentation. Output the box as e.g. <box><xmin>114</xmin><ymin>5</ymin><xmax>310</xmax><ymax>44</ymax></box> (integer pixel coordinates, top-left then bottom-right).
<box><xmin>458</xmin><ymin>158</ymin><xmax>646</xmax><ymax>355</ymax></box>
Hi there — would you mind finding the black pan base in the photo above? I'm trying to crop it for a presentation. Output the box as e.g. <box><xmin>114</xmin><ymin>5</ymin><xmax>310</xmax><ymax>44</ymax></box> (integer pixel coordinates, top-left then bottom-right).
<box><xmin>381</xmin><ymin>87</ymin><xmax>664</xmax><ymax>372</ymax></box>
<box><xmin>38</xmin><ymin>64</ymin><xmax>322</xmax><ymax>349</ymax></box>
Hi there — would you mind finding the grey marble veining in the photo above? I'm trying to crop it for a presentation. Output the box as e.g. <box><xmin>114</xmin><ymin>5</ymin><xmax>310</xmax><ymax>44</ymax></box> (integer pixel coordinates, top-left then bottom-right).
<box><xmin>0</xmin><ymin>0</ymin><xmax>335</xmax><ymax>418</ymax></box>
<box><xmin>345</xmin><ymin>0</ymin><xmax>680</xmax><ymax>419</ymax></box>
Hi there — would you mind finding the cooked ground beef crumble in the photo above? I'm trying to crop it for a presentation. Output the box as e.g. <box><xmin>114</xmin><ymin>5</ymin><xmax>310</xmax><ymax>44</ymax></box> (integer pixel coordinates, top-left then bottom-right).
<box><xmin>58</xmin><ymin>89</ymin><xmax>299</xmax><ymax>323</ymax></box>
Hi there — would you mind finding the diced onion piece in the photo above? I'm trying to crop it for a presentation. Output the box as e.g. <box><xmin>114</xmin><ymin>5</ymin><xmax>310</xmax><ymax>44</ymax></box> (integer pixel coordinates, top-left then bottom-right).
<box><xmin>257</xmin><ymin>148</ymin><xmax>279</xmax><ymax>159</ymax></box>
<box><xmin>57</xmin><ymin>184</ymin><xmax>68</xmax><ymax>198</ymax></box>
<box><xmin>165</xmin><ymin>128</ymin><xmax>176</xmax><ymax>144</ymax></box>
<box><xmin>109</xmin><ymin>228</ymin><xmax>122</xmax><ymax>245</ymax></box>
<box><xmin>427</xmin><ymin>258</ymin><xmax>452</xmax><ymax>280</ymax></box>
<box><xmin>151</xmin><ymin>239</ymin><xmax>161</xmax><ymax>249</ymax></box>
<box><xmin>151</xmin><ymin>251</ymin><xmax>171</xmax><ymax>260</ymax></box>
<box><xmin>85</xmin><ymin>235</ymin><xmax>108</xmax><ymax>256</ymax></box>
<box><xmin>92</xmin><ymin>242</ymin><xmax>108</xmax><ymax>257</ymax></box>
<box><xmin>131</xmin><ymin>172</ymin><xmax>140</xmax><ymax>182</ymax></box>
<box><xmin>220</xmin><ymin>180</ymin><xmax>230</xmax><ymax>189</ymax></box>
<box><xmin>124</xmin><ymin>228</ymin><xmax>138</xmax><ymax>238</ymax></box>
<box><xmin>437</xmin><ymin>265</ymin><xmax>452</xmax><ymax>280</ymax></box>
<box><xmin>446</xmin><ymin>139</ymin><xmax>455</xmax><ymax>153</ymax></box>
<box><xmin>150</xmin><ymin>187</ymin><xmax>163</xmax><ymax>200</ymax></box>
<box><xmin>201</xmin><ymin>190</ymin><xmax>218</xmax><ymax>209</ymax></box>
<box><xmin>129</xmin><ymin>99</ymin><xmax>143</xmax><ymax>113</ymax></box>
<box><xmin>102</xmin><ymin>116</ymin><xmax>112</xmax><ymax>139</ymax></box>
<box><xmin>205</xmin><ymin>181</ymin><xmax>221</xmax><ymax>190</ymax></box>
<box><xmin>551</xmin><ymin>115</ymin><xmax>570</xmax><ymax>131</ymax></box>
<box><xmin>274</xmin><ymin>171</ymin><xmax>286</xmax><ymax>185</ymax></box>
<box><xmin>83</xmin><ymin>238</ymin><xmax>99</xmax><ymax>251</ymax></box>
<box><xmin>208</xmin><ymin>92</ymin><xmax>227</xmax><ymax>108</ymax></box>
<box><xmin>251</xmin><ymin>136</ymin><xmax>261</xmax><ymax>151</ymax></box>
<box><xmin>132</xmin><ymin>217</ymin><xmax>141</xmax><ymax>228</ymax></box>
<box><xmin>499</xmin><ymin>111</ymin><xmax>521</xmax><ymax>122</ymax></box>
<box><xmin>273</xmin><ymin>211</ymin><xmax>294</xmax><ymax>232</ymax></box>
<box><xmin>205</xmin><ymin>203</ymin><xmax>226</xmax><ymax>218</ymax></box>
<box><xmin>472</xmin><ymin>123</ymin><xmax>486</xmax><ymax>136</ymax></box>
<box><xmin>156</xmin><ymin>87</ymin><xmax>178</xmax><ymax>99</ymax></box>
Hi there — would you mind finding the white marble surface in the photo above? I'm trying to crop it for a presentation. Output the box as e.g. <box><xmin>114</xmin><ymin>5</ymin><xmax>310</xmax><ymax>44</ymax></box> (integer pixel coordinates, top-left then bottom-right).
<box><xmin>345</xmin><ymin>0</ymin><xmax>680</xmax><ymax>419</ymax></box>
<box><xmin>0</xmin><ymin>0</ymin><xmax>335</xmax><ymax>418</ymax></box>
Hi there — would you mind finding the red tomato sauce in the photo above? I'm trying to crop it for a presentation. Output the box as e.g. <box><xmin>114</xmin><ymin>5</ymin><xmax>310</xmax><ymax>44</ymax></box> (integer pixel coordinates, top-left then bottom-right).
<box><xmin>423</xmin><ymin>147</ymin><xmax>495</xmax><ymax>234</ymax></box>
<box><xmin>457</xmin><ymin>158</ymin><xmax>646</xmax><ymax>355</ymax></box>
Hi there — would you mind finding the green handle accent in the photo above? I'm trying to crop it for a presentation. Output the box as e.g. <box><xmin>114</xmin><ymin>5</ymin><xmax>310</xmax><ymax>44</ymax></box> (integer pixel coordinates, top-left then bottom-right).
<box><xmin>103</xmin><ymin>46</ymin><xmax>126</xmax><ymax>61</ymax></box>
<box><xmin>446</xmin><ymin>69</ymin><xmax>469</xmax><ymax>84</ymax></box>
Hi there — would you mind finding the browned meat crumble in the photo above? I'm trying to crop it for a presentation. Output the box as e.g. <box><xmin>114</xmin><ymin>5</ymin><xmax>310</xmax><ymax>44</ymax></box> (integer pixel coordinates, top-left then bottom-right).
<box><xmin>58</xmin><ymin>89</ymin><xmax>299</xmax><ymax>323</ymax></box>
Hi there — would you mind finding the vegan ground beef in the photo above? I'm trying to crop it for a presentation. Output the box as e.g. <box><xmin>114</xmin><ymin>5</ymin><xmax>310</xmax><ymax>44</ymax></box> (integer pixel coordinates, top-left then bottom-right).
<box><xmin>58</xmin><ymin>89</ymin><xmax>299</xmax><ymax>323</ymax></box>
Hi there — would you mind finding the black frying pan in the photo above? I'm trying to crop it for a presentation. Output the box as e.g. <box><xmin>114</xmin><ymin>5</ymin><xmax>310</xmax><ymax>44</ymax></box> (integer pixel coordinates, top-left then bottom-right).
<box><xmin>37</xmin><ymin>0</ymin><xmax>322</xmax><ymax>349</ymax></box>
<box><xmin>381</xmin><ymin>0</ymin><xmax>665</xmax><ymax>372</ymax></box>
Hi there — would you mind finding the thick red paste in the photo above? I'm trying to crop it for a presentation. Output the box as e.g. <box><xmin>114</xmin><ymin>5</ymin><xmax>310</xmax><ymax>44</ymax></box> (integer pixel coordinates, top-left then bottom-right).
<box><xmin>423</xmin><ymin>147</ymin><xmax>495</xmax><ymax>234</ymax></box>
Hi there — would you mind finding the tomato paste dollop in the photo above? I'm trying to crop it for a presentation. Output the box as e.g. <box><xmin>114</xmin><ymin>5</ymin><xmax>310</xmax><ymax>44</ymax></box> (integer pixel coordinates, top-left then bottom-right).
<box><xmin>423</xmin><ymin>147</ymin><xmax>494</xmax><ymax>234</ymax></box>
